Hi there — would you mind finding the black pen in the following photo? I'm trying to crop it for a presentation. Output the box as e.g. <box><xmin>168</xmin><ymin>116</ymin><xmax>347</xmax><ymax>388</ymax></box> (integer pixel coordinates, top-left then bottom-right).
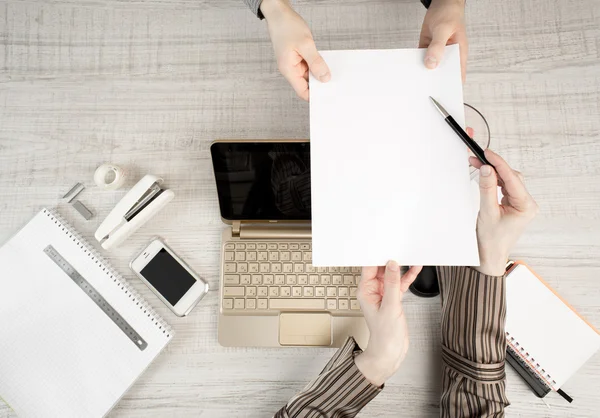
<box><xmin>429</xmin><ymin>96</ymin><xmax>494</xmax><ymax>168</ymax></box>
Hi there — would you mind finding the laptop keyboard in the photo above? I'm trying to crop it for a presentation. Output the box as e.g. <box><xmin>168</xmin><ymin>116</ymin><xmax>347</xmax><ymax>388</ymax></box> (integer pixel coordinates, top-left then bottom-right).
<box><xmin>222</xmin><ymin>242</ymin><xmax>362</xmax><ymax>314</ymax></box>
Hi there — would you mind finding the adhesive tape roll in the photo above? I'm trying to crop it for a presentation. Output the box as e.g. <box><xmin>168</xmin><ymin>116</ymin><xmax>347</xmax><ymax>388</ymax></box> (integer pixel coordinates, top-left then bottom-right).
<box><xmin>94</xmin><ymin>164</ymin><xmax>126</xmax><ymax>190</ymax></box>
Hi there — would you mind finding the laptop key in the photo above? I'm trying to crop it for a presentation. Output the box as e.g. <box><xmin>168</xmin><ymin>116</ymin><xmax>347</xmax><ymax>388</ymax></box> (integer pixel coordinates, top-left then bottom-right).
<box><xmin>224</xmin><ymin>263</ymin><xmax>236</xmax><ymax>273</ymax></box>
<box><xmin>280</xmin><ymin>251</ymin><xmax>290</xmax><ymax>261</ymax></box>
<box><xmin>294</xmin><ymin>264</ymin><xmax>304</xmax><ymax>273</ymax></box>
<box><xmin>251</xmin><ymin>274</ymin><xmax>262</xmax><ymax>285</ymax></box>
<box><xmin>327</xmin><ymin>299</ymin><xmax>337</xmax><ymax>310</ymax></box>
<box><xmin>260</xmin><ymin>263</ymin><xmax>270</xmax><ymax>273</ymax></box>
<box><xmin>303</xmin><ymin>287</ymin><xmax>314</xmax><ymax>297</ymax></box>
<box><xmin>235</xmin><ymin>243</ymin><xmax>246</xmax><ymax>250</ymax></box>
<box><xmin>303</xmin><ymin>252</ymin><xmax>312</xmax><ymax>261</ymax></box>
<box><xmin>280</xmin><ymin>286</ymin><xmax>291</xmax><ymax>297</ymax></box>
<box><xmin>350</xmin><ymin>287</ymin><xmax>358</xmax><ymax>297</ymax></box>
<box><xmin>268</xmin><ymin>243</ymin><xmax>278</xmax><ymax>250</ymax></box>
<box><xmin>327</xmin><ymin>287</ymin><xmax>337</xmax><ymax>297</ymax></box>
<box><xmin>258</xmin><ymin>287</ymin><xmax>268</xmax><ymax>297</ymax></box>
<box><xmin>224</xmin><ymin>287</ymin><xmax>244</xmax><ymax>297</ymax></box>
<box><xmin>241</xmin><ymin>274</ymin><xmax>251</xmax><ymax>285</ymax></box>
<box><xmin>258</xmin><ymin>251</ymin><xmax>268</xmax><ymax>261</ymax></box>
<box><xmin>289</xmin><ymin>243</ymin><xmax>299</xmax><ymax>250</ymax></box>
<box><xmin>224</xmin><ymin>243</ymin><xmax>235</xmax><ymax>250</ymax></box>
<box><xmin>321</xmin><ymin>275</ymin><xmax>331</xmax><ymax>285</ymax></box>
<box><xmin>300</xmin><ymin>243</ymin><xmax>310</xmax><ymax>250</ymax></box>
<box><xmin>291</xmin><ymin>252</ymin><xmax>302</xmax><ymax>261</ymax></box>
<box><xmin>269</xmin><ymin>287</ymin><xmax>279</xmax><ymax>297</ymax></box>
<box><xmin>270</xmin><ymin>299</ymin><xmax>324</xmax><ymax>310</ymax></box>
<box><xmin>249</xmin><ymin>263</ymin><xmax>259</xmax><ymax>273</ymax></box>
<box><xmin>339</xmin><ymin>287</ymin><xmax>349</xmax><ymax>297</ymax></box>
<box><xmin>283</xmin><ymin>263</ymin><xmax>293</xmax><ymax>273</ymax></box>
<box><xmin>343</xmin><ymin>275</ymin><xmax>354</xmax><ymax>285</ymax></box>
<box><xmin>223</xmin><ymin>299</ymin><xmax>234</xmax><ymax>309</ymax></box>
<box><xmin>272</xmin><ymin>263</ymin><xmax>282</xmax><ymax>273</ymax></box>
<box><xmin>234</xmin><ymin>299</ymin><xmax>245</xmax><ymax>309</ymax></box>
<box><xmin>224</xmin><ymin>252</ymin><xmax>234</xmax><ymax>261</ymax></box>
<box><xmin>351</xmin><ymin>299</ymin><xmax>360</xmax><ymax>310</ymax></box>
<box><xmin>333</xmin><ymin>275</ymin><xmax>342</xmax><ymax>285</ymax></box>
<box><xmin>257</xmin><ymin>243</ymin><xmax>267</xmax><ymax>250</ymax></box>
<box><xmin>298</xmin><ymin>274</ymin><xmax>308</xmax><ymax>285</ymax></box>
<box><xmin>246</xmin><ymin>299</ymin><xmax>256</xmax><ymax>309</ymax></box>
<box><xmin>275</xmin><ymin>274</ymin><xmax>285</xmax><ymax>284</ymax></box>
<box><xmin>235</xmin><ymin>252</ymin><xmax>245</xmax><ymax>261</ymax></box>
<box><xmin>257</xmin><ymin>299</ymin><xmax>268</xmax><ymax>309</ymax></box>
<box><xmin>246</xmin><ymin>243</ymin><xmax>256</xmax><ymax>250</ymax></box>
<box><xmin>292</xmin><ymin>287</ymin><xmax>302</xmax><ymax>297</ymax></box>
<box><xmin>263</xmin><ymin>274</ymin><xmax>274</xmax><ymax>285</ymax></box>
<box><xmin>247</xmin><ymin>287</ymin><xmax>257</xmax><ymax>297</ymax></box>
<box><xmin>247</xmin><ymin>252</ymin><xmax>257</xmax><ymax>261</ymax></box>
<box><xmin>339</xmin><ymin>299</ymin><xmax>349</xmax><ymax>310</ymax></box>
<box><xmin>279</xmin><ymin>244</ymin><xmax>288</xmax><ymax>250</ymax></box>
<box><xmin>315</xmin><ymin>287</ymin><xmax>325</xmax><ymax>297</ymax></box>
<box><xmin>224</xmin><ymin>275</ymin><xmax>239</xmax><ymax>285</ymax></box>
<box><xmin>237</xmin><ymin>263</ymin><xmax>248</xmax><ymax>273</ymax></box>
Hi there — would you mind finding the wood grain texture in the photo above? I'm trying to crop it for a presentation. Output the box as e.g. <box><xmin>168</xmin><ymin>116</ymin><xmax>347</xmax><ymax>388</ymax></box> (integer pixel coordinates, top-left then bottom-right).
<box><xmin>1</xmin><ymin>0</ymin><xmax>599</xmax><ymax>416</ymax></box>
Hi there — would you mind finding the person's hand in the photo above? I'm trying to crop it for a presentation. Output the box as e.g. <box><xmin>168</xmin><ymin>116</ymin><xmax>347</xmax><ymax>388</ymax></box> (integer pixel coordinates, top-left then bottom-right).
<box><xmin>470</xmin><ymin>150</ymin><xmax>539</xmax><ymax>276</ymax></box>
<box><xmin>419</xmin><ymin>0</ymin><xmax>468</xmax><ymax>81</ymax></box>
<box><xmin>260</xmin><ymin>0</ymin><xmax>331</xmax><ymax>101</ymax></box>
<box><xmin>354</xmin><ymin>262</ymin><xmax>423</xmax><ymax>386</ymax></box>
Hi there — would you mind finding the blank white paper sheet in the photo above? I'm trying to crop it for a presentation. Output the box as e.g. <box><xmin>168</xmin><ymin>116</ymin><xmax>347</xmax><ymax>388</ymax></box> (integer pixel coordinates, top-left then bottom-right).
<box><xmin>309</xmin><ymin>45</ymin><xmax>479</xmax><ymax>267</ymax></box>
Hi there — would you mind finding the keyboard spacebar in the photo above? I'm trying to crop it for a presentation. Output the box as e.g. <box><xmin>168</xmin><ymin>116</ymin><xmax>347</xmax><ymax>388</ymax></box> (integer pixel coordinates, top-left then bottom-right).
<box><xmin>270</xmin><ymin>299</ymin><xmax>325</xmax><ymax>310</ymax></box>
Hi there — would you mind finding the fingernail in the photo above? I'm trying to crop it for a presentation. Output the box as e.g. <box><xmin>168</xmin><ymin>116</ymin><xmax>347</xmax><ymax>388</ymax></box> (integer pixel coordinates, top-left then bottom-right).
<box><xmin>387</xmin><ymin>260</ymin><xmax>399</xmax><ymax>272</ymax></box>
<box><xmin>481</xmin><ymin>166</ymin><xmax>492</xmax><ymax>177</ymax></box>
<box><xmin>425</xmin><ymin>56</ymin><xmax>438</xmax><ymax>69</ymax></box>
<box><xmin>319</xmin><ymin>72</ymin><xmax>330</xmax><ymax>82</ymax></box>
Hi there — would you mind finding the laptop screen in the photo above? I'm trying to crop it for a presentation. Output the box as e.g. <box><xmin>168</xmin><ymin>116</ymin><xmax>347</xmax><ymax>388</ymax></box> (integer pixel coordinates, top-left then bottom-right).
<box><xmin>211</xmin><ymin>142</ymin><xmax>311</xmax><ymax>221</ymax></box>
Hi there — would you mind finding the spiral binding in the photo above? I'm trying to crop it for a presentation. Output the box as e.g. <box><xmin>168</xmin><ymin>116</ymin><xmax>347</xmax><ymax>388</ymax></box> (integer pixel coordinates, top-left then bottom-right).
<box><xmin>506</xmin><ymin>331</ymin><xmax>556</xmax><ymax>389</ymax></box>
<box><xmin>43</xmin><ymin>208</ymin><xmax>173</xmax><ymax>339</ymax></box>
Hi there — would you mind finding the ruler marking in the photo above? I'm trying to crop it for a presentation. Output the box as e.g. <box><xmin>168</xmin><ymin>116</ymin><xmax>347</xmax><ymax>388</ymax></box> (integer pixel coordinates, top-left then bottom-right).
<box><xmin>44</xmin><ymin>245</ymin><xmax>147</xmax><ymax>351</ymax></box>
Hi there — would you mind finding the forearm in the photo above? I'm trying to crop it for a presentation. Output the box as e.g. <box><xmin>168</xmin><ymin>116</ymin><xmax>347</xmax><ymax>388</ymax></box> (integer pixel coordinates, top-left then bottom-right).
<box><xmin>274</xmin><ymin>337</ymin><xmax>381</xmax><ymax>418</ymax></box>
<box><xmin>437</xmin><ymin>266</ymin><xmax>510</xmax><ymax>417</ymax></box>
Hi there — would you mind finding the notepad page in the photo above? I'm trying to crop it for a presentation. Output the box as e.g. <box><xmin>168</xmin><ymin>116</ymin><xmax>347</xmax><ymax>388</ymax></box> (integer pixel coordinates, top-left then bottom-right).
<box><xmin>309</xmin><ymin>45</ymin><xmax>479</xmax><ymax>267</ymax></box>
<box><xmin>0</xmin><ymin>210</ymin><xmax>172</xmax><ymax>418</ymax></box>
<box><xmin>506</xmin><ymin>264</ymin><xmax>600</xmax><ymax>389</ymax></box>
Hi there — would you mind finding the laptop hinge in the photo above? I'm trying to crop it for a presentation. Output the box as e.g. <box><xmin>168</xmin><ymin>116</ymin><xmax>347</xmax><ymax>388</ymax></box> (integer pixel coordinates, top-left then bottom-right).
<box><xmin>236</xmin><ymin>222</ymin><xmax>311</xmax><ymax>240</ymax></box>
<box><xmin>232</xmin><ymin>221</ymin><xmax>241</xmax><ymax>237</ymax></box>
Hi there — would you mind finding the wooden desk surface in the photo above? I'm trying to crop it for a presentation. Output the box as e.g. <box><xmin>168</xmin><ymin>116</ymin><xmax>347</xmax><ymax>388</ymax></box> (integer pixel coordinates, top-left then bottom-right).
<box><xmin>1</xmin><ymin>0</ymin><xmax>599</xmax><ymax>416</ymax></box>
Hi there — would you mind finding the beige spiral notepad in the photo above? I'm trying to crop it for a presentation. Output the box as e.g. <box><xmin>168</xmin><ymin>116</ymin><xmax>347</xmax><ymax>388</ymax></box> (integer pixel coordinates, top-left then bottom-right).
<box><xmin>506</xmin><ymin>262</ymin><xmax>600</xmax><ymax>390</ymax></box>
<box><xmin>0</xmin><ymin>208</ymin><xmax>173</xmax><ymax>418</ymax></box>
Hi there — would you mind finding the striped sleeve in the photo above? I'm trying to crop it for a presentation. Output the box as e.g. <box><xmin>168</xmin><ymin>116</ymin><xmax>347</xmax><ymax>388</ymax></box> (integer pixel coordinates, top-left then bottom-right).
<box><xmin>274</xmin><ymin>337</ymin><xmax>381</xmax><ymax>418</ymax></box>
<box><xmin>437</xmin><ymin>266</ymin><xmax>511</xmax><ymax>417</ymax></box>
<box><xmin>243</xmin><ymin>0</ymin><xmax>265</xmax><ymax>19</ymax></box>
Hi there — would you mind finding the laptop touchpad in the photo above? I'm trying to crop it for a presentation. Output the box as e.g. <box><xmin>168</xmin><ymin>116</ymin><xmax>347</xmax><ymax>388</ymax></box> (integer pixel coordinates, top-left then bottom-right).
<box><xmin>279</xmin><ymin>313</ymin><xmax>332</xmax><ymax>346</ymax></box>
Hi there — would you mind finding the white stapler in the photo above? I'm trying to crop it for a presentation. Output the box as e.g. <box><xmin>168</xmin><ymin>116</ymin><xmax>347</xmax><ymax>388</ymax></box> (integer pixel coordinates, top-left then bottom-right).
<box><xmin>95</xmin><ymin>174</ymin><xmax>174</xmax><ymax>250</ymax></box>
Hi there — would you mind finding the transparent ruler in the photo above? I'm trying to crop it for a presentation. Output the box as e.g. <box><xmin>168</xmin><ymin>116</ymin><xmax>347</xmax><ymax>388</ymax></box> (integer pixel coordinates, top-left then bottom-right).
<box><xmin>44</xmin><ymin>245</ymin><xmax>148</xmax><ymax>351</ymax></box>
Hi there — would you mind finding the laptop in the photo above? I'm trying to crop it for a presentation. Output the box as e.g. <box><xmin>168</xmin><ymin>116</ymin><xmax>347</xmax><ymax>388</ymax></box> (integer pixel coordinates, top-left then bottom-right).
<box><xmin>211</xmin><ymin>140</ymin><xmax>369</xmax><ymax>347</ymax></box>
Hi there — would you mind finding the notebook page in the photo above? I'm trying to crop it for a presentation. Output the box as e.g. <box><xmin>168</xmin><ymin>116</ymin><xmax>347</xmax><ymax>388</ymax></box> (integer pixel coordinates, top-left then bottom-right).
<box><xmin>309</xmin><ymin>45</ymin><xmax>479</xmax><ymax>267</ymax></box>
<box><xmin>0</xmin><ymin>210</ymin><xmax>171</xmax><ymax>418</ymax></box>
<box><xmin>506</xmin><ymin>264</ymin><xmax>600</xmax><ymax>388</ymax></box>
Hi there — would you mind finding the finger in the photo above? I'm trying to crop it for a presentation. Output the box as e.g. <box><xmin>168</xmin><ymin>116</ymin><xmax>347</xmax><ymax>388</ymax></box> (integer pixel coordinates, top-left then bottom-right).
<box><xmin>469</xmin><ymin>156</ymin><xmax>483</xmax><ymax>169</ymax></box>
<box><xmin>478</xmin><ymin>164</ymin><xmax>500</xmax><ymax>217</ymax></box>
<box><xmin>400</xmin><ymin>266</ymin><xmax>423</xmax><ymax>293</ymax></box>
<box><xmin>424</xmin><ymin>25</ymin><xmax>453</xmax><ymax>69</ymax></box>
<box><xmin>457</xmin><ymin>34</ymin><xmax>468</xmax><ymax>82</ymax></box>
<box><xmin>297</xmin><ymin>40</ymin><xmax>331</xmax><ymax>82</ymax></box>
<box><xmin>284</xmin><ymin>74</ymin><xmax>309</xmax><ymax>101</ymax></box>
<box><xmin>484</xmin><ymin>150</ymin><xmax>530</xmax><ymax>204</ymax></box>
<box><xmin>381</xmin><ymin>260</ymin><xmax>402</xmax><ymax>310</ymax></box>
<box><xmin>361</xmin><ymin>266</ymin><xmax>378</xmax><ymax>283</ymax></box>
<box><xmin>466</xmin><ymin>127</ymin><xmax>474</xmax><ymax>138</ymax></box>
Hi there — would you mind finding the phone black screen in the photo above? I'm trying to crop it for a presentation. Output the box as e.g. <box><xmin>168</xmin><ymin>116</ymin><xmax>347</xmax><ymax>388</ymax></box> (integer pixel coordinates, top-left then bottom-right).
<box><xmin>140</xmin><ymin>248</ymin><xmax>196</xmax><ymax>305</ymax></box>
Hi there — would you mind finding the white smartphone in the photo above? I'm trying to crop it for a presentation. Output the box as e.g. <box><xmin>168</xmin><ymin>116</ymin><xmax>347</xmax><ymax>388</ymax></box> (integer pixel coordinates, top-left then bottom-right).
<box><xmin>130</xmin><ymin>238</ymin><xmax>208</xmax><ymax>317</ymax></box>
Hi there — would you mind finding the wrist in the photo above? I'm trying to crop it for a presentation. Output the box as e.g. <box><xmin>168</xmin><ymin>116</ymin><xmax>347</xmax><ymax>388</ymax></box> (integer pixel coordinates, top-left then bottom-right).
<box><xmin>260</xmin><ymin>0</ymin><xmax>291</xmax><ymax>20</ymax></box>
<box><xmin>475</xmin><ymin>257</ymin><xmax>507</xmax><ymax>277</ymax></box>
<box><xmin>354</xmin><ymin>352</ymin><xmax>391</xmax><ymax>387</ymax></box>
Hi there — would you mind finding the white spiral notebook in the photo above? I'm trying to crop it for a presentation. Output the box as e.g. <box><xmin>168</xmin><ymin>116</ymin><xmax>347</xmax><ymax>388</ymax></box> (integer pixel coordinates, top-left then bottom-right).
<box><xmin>0</xmin><ymin>208</ymin><xmax>174</xmax><ymax>418</ymax></box>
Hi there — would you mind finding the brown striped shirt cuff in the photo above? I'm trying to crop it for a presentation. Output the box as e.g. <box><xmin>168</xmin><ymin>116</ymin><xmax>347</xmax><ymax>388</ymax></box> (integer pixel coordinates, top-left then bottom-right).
<box><xmin>274</xmin><ymin>337</ymin><xmax>381</xmax><ymax>418</ymax></box>
<box><xmin>438</xmin><ymin>266</ymin><xmax>510</xmax><ymax>416</ymax></box>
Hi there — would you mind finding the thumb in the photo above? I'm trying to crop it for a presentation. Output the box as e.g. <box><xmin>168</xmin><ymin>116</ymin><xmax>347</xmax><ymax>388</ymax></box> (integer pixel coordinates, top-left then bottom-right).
<box><xmin>478</xmin><ymin>165</ymin><xmax>500</xmax><ymax>216</ymax></box>
<box><xmin>297</xmin><ymin>41</ymin><xmax>331</xmax><ymax>82</ymax></box>
<box><xmin>381</xmin><ymin>260</ymin><xmax>402</xmax><ymax>309</ymax></box>
<box><xmin>424</xmin><ymin>26</ymin><xmax>452</xmax><ymax>69</ymax></box>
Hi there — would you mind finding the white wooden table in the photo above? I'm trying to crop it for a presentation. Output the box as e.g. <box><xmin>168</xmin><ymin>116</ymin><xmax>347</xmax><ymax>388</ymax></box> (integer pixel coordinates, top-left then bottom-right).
<box><xmin>1</xmin><ymin>0</ymin><xmax>599</xmax><ymax>416</ymax></box>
